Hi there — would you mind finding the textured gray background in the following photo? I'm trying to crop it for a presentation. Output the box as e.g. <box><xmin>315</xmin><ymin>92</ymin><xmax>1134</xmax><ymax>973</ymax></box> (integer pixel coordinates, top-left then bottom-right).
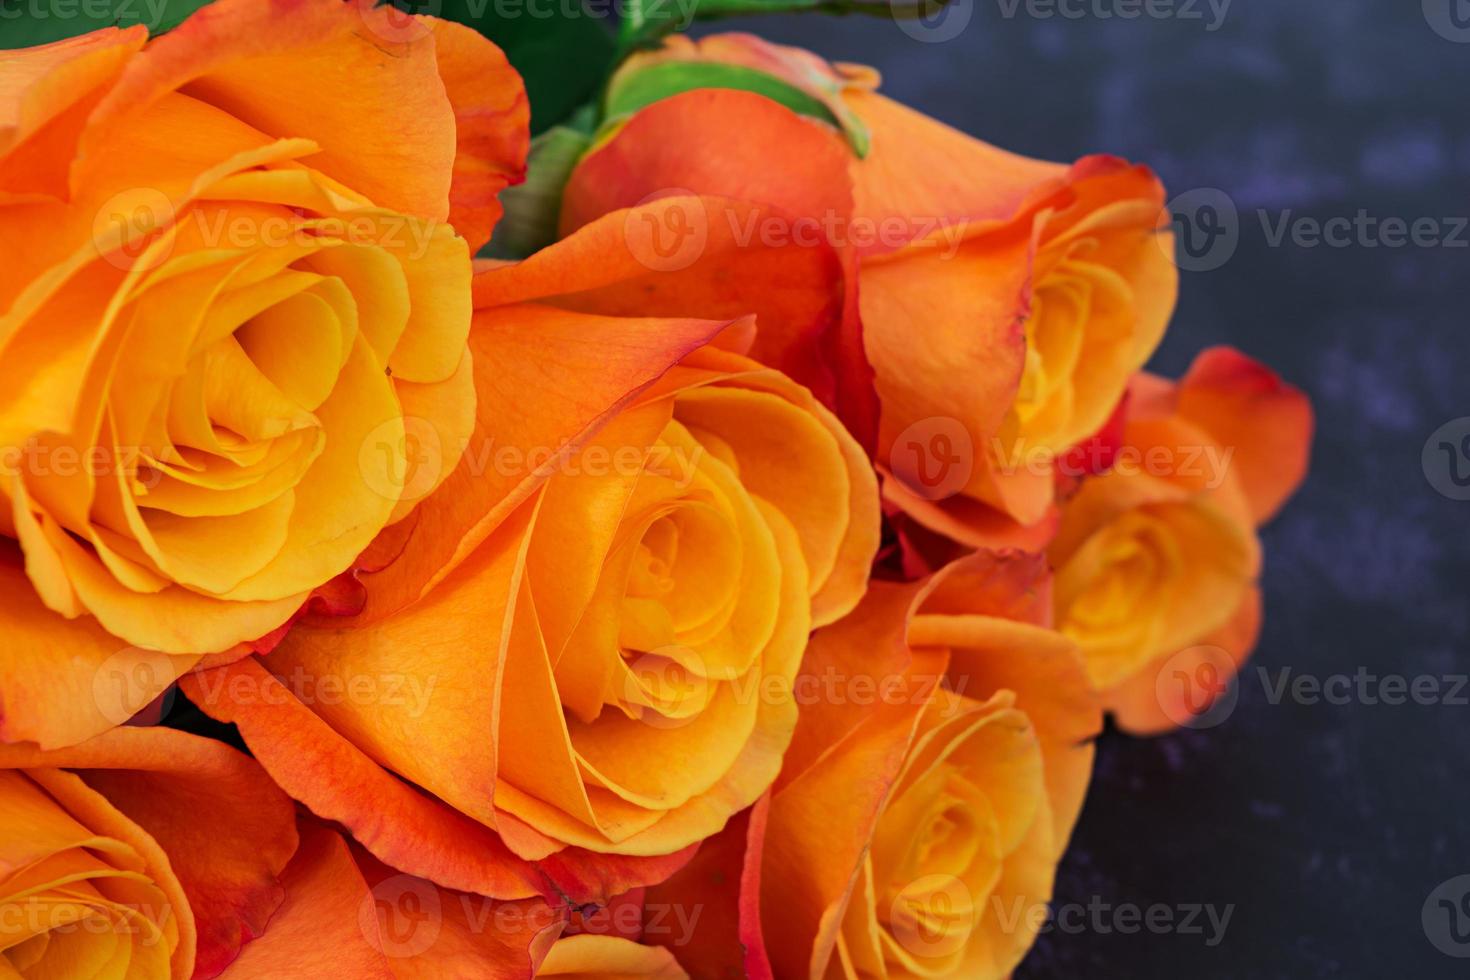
<box><xmin>699</xmin><ymin>1</ymin><xmax>1470</xmax><ymax>974</ymax></box>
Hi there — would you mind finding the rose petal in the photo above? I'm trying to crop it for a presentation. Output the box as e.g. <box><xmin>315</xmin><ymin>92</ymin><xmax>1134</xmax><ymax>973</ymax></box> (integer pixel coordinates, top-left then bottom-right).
<box><xmin>427</xmin><ymin>18</ymin><xmax>529</xmax><ymax>253</ymax></box>
<box><xmin>484</xmin><ymin>190</ymin><xmax>847</xmax><ymax>406</ymax></box>
<box><xmin>1171</xmin><ymin>346</ymin><xmax>1314</xmax><ymax>525</ymax></box>
<box><xmin>844</xmin><ymin>89</ymin><xmax>1064</xmax><ymax>253</ymax></box>
<box><xmin>217</xmin><ymin>820</ymin><xmax>394</xmax><ymax>980</ymax></box>
<box><xmin>910</xmin><ymin>550</ymin><xmax>1101</xmax><ymax>851</ymax></box>
<box><xmin>181</xmin><ymin>658</ymin><xmax>546</xmax><ymax>901</ymax></box>
<box><xmin>1103</xmin><ymin>585</ymin><xmax>1262</xmax><ymax>735</ymax></box>
<box><xmin>85</xmin><ymin>0</ymin><xmax>458</xmax><ymax>222</ymax></box>
<box><xmin>0</xmin><ymin>26</ymin><xmax>146</xmax><ymax>201</ymax></box>
<box><xmin>341</xmin><ymin>301</ymin><xmax>730</xmax><ymax>625</ymax></box>
<box><xmin>537</xmin><ymin>935</ymin><xmax>686</xmax><ymax>978</ymax></box>
<box><xmin>0</xmin><ymin>541</ymin><xmax>199</xmax><ymax>749</ymax></box>
<box><xmin>642</xmin><ymin>794</ymin><xmax>772</xmax><ymax>980</ymax></box>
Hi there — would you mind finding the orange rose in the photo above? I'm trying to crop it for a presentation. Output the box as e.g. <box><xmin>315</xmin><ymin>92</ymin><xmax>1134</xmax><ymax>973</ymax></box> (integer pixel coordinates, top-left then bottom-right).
<box><xmin>559</xmin><ymin>32</ymin><xmax>1177</xmax><ymax>549</ymax></box>
<box><xmin>0</xmin><ymin>0</ymin><xmax>528</xmax><ymax>748</ymax></box>
<box><xmin>182</xmin><ymin>199</ymin><xmax>878</xmax><ymax>893</ymax></box>
<box><xmin>0</xmin><ymin>726</ymin><xmax>298</xmax><ymax>978</ymax></box>
<box><xmin>687</xmin><ymin>551</ymin><xmax>1100</xmax><ymax>979</ymax></box>
<box><xmin>1050</xmin><ymin>346</ymin><xmax>1312</xmax><ymax>732</ymax></box>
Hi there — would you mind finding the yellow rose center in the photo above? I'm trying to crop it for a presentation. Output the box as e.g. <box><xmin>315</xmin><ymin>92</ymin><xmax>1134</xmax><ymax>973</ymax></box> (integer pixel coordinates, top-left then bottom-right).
<box><xmin>1053</xmin><ymin>496</ymin><xmax>1258</xmax><ymax>692</ymax></box>
<box><xmin>1056</xmin><ymin>509</ymin><xmax>1181</xmax><ymax>686</ymax></box>
<box><xmin>837</xmin><ymin>690</ymin><xmax>1048</xmax><ymax>979</ymax></box>
<box><xmin>872</xmin><ymin>762</ymin><xmax>998</xmax><ymax>970</ymax></box>
<box><xmin>998</xmin><ymin>238</ymin><xmax>1136</xmax><ymax>463</ymax></box>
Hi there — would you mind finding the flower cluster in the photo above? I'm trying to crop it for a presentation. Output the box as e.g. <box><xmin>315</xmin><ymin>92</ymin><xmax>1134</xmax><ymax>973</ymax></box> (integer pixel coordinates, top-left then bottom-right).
<box><xmin>0</xmin><ymin>4</ymin><xmax>1310</xmax><ymax>978</ymax></box>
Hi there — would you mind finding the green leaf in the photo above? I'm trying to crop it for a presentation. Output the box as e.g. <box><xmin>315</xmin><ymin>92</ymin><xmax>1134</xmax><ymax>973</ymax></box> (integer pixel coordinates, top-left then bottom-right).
<box><xmin>603</xmin><ymin>59</ymin><xmax>869</xmax><ymax>156</ymax></box>
<box><xmin>428</xmin><ymin>0</ymin><xmax>615</xmax><ymax>135</ymax></box>
<box><xmin>605</xmin><ymin>60</ymin><xmax>837</xmax><ymax>129</ymax></box>
<box><xmin>0</xmin><ymin>0</ymin><xmax>210</xmax><ymax>48</ymax></box>
<box><xmin>482</xmin><ymin>124</ymin><xmax>591</xmax><ymax>260</ymax></box>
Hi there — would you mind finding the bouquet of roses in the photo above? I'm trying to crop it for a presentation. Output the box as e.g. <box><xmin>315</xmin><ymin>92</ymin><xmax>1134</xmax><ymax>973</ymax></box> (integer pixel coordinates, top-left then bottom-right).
<box><xmin>0</xmin><ymin>0</ymin><xmax>1312</xmax><ymax>976</ymax></box>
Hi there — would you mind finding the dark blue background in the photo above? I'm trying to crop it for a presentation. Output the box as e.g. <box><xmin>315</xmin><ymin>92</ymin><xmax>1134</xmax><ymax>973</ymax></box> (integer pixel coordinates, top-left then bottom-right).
<box><xmin>700</xmin><ymin>1</ymin><xmax>1470</xmax><ymax>974</ymax></box>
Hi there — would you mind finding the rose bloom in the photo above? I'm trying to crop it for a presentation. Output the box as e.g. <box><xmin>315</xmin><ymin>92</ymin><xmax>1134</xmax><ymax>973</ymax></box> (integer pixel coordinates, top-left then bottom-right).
<box><xmin>1049</xmin><ymin>346</ymin><xmax>1312</xmax><ymax>732</ymax></box>
<box><xmin>648</xmin><ymin>551</ymin><xmax>1098</xmax><ymax>979</ymax></box>
<box><xmin>559</xmin><ymin>32</ymin><xmax>1177</xmax><ymax>550</ymax></box>
<box><xmin>0</xmin><ymin>0</ymin><xmax>527</xmax><ymax>748</ymax></box>
<box><xmin>184</xmin><ymin>197</ymin><xmax>878</xmax><ymax>893</ymax></box>
<box><xmin>0</xmin><ymin>727</ymin><xmax>297</xmax><ymax>979</ymax></box>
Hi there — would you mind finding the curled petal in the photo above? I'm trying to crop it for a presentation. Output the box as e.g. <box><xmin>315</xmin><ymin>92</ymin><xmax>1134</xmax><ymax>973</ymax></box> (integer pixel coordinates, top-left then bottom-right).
<box><xmin>427</xmin><ymin>18</ymin><xmax>529</xmax><ymax>253</ymax></box>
